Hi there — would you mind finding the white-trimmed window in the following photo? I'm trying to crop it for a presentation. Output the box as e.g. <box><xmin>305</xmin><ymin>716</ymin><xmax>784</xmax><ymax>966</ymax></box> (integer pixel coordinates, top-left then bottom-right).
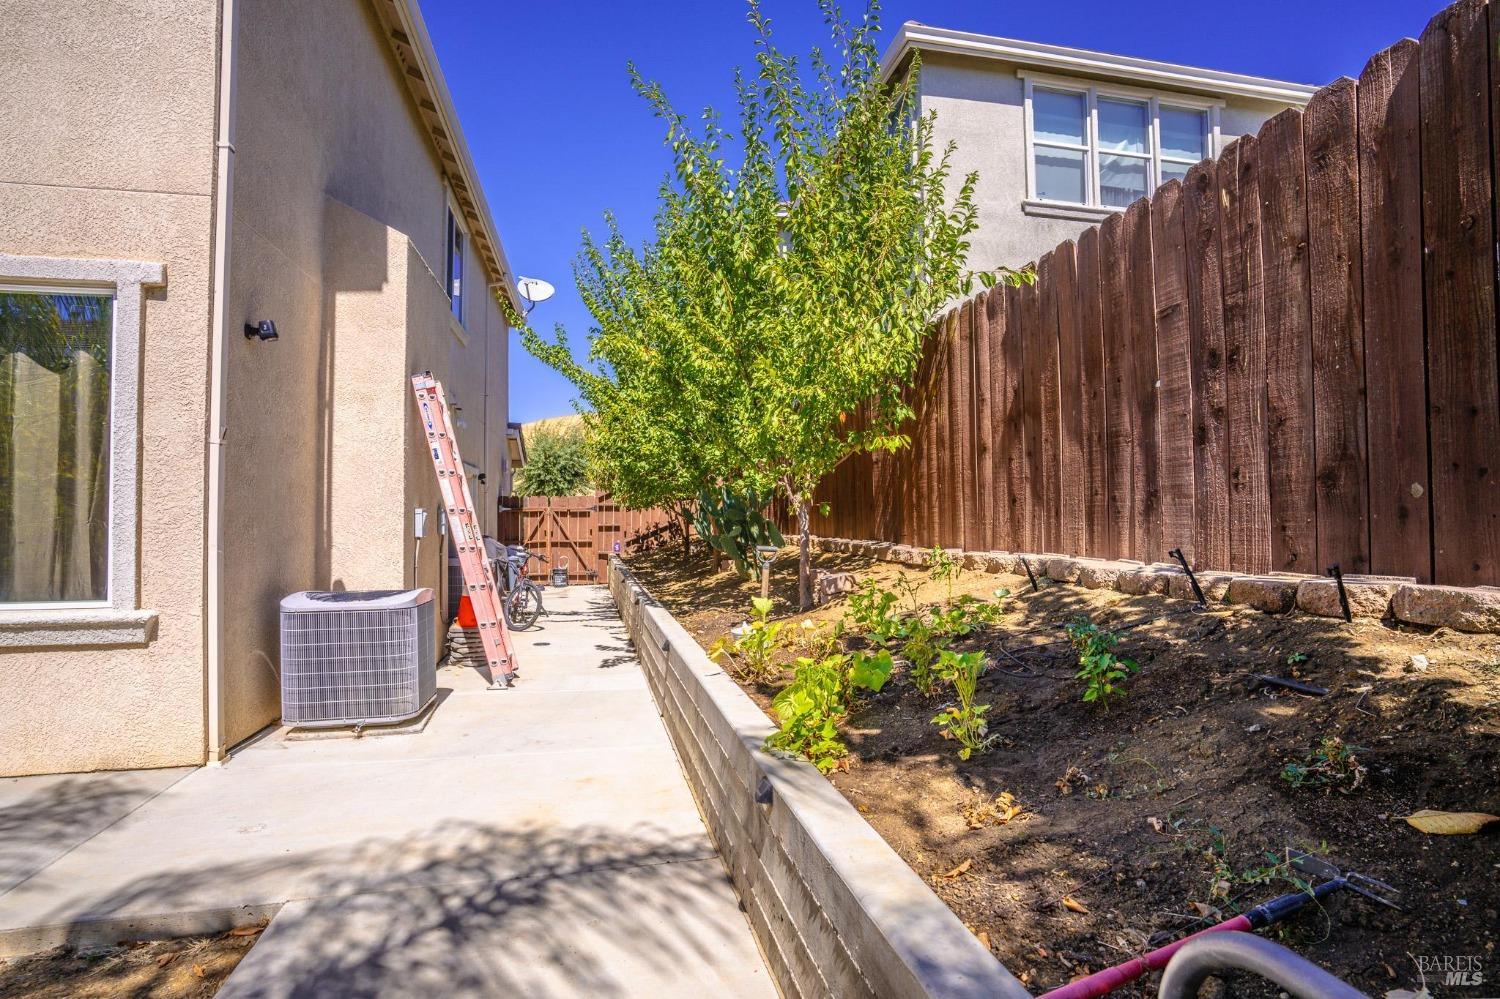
<box><xmin>1022</xmin><ymin>73</ymin><xmax>1221</xmax><ymax>215</ymax></box>
<box><xmin>445</xmin><ymin>204</ymin><xmax>465</xmax><ymax>326</ymax></box>
<box><xmin>0</xmin><ymin>253</ymin><xmax>162</xmax><ymax>646</ymax></box>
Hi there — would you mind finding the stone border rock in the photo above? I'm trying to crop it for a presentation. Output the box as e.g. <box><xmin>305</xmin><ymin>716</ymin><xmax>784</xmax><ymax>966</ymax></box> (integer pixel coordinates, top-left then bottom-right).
<box><xmin>810</xmin><ymin>536</ymin><xmax>1500</xmax><ymax>633</ymax></box>
<box><xmin>609</xmin><ymin>559</ymin><xmax>1028</xmax><ymax>999</ymax></box>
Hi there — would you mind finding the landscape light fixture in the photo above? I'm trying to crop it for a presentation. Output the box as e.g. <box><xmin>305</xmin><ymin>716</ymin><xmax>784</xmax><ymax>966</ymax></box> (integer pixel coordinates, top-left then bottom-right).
<box><xmin>244</xmin><ymin>320</ymin><xmax>279</xmax><ymax>342</ymax></box>
<box><xmin>755</xmin><ymin>544</ymin><xmax>781</xmax><ymax>600</ymax></box>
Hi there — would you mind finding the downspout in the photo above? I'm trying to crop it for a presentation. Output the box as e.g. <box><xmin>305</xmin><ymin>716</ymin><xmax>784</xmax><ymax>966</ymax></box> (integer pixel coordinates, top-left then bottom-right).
<box><xmin>205</xmin><ymin>0</ymin><xmax>239</xmax><ymax>763</ymax></box>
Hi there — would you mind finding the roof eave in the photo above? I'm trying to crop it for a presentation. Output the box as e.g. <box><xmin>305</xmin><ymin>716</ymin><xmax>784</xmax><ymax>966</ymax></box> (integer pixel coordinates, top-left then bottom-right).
<box><xmin>371</xmin><ymin>0</ymin><xmax>523</xmax><ymax>312</ymax></box>
<box><xmin>879</xmin><ymin>22</ymin><xmax>1320</xmax><ymax>105</ymax></box>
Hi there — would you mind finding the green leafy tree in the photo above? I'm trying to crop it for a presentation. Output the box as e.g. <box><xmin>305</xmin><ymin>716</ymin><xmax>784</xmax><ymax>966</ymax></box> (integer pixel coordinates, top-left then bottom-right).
<box><xmin>513</xmin><ymin>423</ymin><xmax>593</xmax><ymax>497</ymax></box>
<box><xmin>519</xmin><ymin>0</ymin><xmax>1029</xmax><ymax>607</ymax></box>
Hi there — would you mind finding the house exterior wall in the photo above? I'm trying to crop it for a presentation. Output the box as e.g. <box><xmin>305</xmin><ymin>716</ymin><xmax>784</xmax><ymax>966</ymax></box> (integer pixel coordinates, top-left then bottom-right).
<box><xmin>915</xmin><ymin>52</ymin><xmax>1293</xmax><ymax>271</ymax></box>
<box><xmin>0</xmin><ymin>0</ymin><xmax>220</xmax><ymax>775</ymax></box>
<box><xmin>219</xmin><ymin>0</ymin><xmax>510</xmax><ymax>749</ymax></box>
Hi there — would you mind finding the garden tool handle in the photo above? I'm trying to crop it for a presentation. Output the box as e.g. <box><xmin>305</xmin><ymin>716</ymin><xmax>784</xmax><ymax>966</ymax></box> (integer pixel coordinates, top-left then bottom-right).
<box><xmin>1038</xmin><ymin>916</ymin><xmax>1253</xmax><ymax>999</ymax></box>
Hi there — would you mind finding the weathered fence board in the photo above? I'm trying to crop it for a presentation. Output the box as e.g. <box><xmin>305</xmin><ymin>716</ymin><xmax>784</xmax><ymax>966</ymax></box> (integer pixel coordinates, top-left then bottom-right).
<box><xmin>1100</xmin><ymin>213</ymin><xmax>1134</xmax><ymax>560</ymax></box>
<box><xmin>1358</xmin><ymin>39</ymin><xmax>1430</xmax><ymax>581</ymax></box>
<box><xmin>1305</xmin><ymin>77</ymin><xmax>1370</xmax><ymax>575</ymax></box>
<box><xmin>1150</xmin><ymin>181</ymin><xmax>1195</xmax><ymax>562</ymax></box>
<box><xmin>1055</xmin><ymin>242</ymin><xmax>1087</xmax><ymax>558</ymax></box>
<box><xmin>1075</xmin><ymin>228</ymin><xmax>1109</xmax><ymax>559</ymax></box>
<box><xmin>1420</xmin><ymin>0</ymin><xmax>1500</xmax><ymax>584</ymax></box>
<box><xmin>1182</xmin><ymin>159</ymin><xmax>1231</xmax><ymax>571</ymax></box>
<box><xmin>1257</xmin><ymin>110</ymin><xmax>1317</xmax><ymax>575</ymax></box>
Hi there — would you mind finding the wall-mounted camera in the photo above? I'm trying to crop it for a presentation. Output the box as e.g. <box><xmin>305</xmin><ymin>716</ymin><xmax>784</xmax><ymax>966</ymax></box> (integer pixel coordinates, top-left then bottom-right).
<box><xmin>244</xmin><ymin>320</ymin><xmax>279</xmax><ymax>341</ymax></box>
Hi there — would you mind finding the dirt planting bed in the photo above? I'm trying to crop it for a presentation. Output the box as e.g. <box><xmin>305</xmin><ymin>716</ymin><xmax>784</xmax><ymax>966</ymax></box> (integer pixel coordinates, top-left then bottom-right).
<box><xmin>628</xmin><ymin>546</ymin><xmax>1500</xmax><ymax>997</ymax></box>
<box><xmin>0</xmin><ymin>930</ymin><xmax>258</xmax><ymax>998</ymax></box>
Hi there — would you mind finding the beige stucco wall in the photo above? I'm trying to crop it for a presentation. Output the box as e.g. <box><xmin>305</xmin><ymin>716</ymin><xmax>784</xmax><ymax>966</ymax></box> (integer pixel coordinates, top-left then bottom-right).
<box><xmin>0</xmin><ymin>0</ymin><xmax>219</xmax><ymax>775</ymax></box>
<box><xmin>218</xmin><ymin>0</ymin><xmax>510</xmax><ymax>749</ymax></box>
<box><xmin>916</xmin><ymin>52</ymin><xmax>1294</xmax><ymax>271</ymax></box>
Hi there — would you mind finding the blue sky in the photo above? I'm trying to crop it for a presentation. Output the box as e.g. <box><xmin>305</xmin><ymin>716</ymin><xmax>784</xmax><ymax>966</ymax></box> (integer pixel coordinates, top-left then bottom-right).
<box><xmin>422</xmin><ymin>0</ymin><xmax>1446</xmax><ymax>425</ymax></box>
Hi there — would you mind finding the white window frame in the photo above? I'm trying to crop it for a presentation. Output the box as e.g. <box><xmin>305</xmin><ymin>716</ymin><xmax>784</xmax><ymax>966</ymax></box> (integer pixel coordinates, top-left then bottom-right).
<box><xmin>1021</xmin><ymin>71</ymin><xmax>1223</xmax><ymax>218</ymax></box>
<box><xmin>0</xmin><ymin>252</ymin><xmax>163</xmax><ymax>647</ymax></box>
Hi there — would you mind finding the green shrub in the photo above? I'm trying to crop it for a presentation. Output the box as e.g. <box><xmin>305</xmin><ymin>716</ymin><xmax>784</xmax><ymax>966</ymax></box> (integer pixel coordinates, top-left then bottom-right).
<box><xmin>765</xmin><ymin>649</ymin><xmax>892</xmax><ymax>773</ymax></box>
<box><xmin>708</xmin><ymin>596</ymin><xmax>785</xmax><ymax>681</ymax></box>
<box><xmin>900</xmin><ymin>614</ymin><xmax>948</xmax><ymax>696</ymax></box>
<box><xmin>1067</xmin><ymin>618</ymin><xmax>1138</xmax><ymax>709</ymax></box>
<box><xmin>845</xmin><ymin>579</ymin><xmax>904</xmax><ymax>647</ymax></box>
<box><xmin>931</xmin><ymin>650</ymin><xmax>993</xmax><ymax>760</ymax></box>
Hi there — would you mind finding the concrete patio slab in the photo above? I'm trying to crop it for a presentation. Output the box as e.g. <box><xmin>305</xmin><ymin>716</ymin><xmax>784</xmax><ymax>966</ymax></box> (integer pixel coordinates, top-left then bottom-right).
<box><xmin>0</xmin><ymin>586</ymin><xmax>773</xmax><ymax>998</ymax></box>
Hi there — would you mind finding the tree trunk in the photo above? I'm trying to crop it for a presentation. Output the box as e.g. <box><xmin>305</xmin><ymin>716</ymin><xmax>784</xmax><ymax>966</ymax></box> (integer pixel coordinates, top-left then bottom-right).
<box><xmin>677</xmin><ymin>507</ymin><xmax>693</xmax><ymax>562</ymax></box>
<box><xmin>797</xmin><ymin>497</ymin><xmax>812</xmax><ymax>610</ymax></box>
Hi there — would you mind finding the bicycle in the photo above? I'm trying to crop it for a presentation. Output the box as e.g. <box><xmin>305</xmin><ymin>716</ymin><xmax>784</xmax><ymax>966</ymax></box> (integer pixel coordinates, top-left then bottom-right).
<box><xmin>497</xmin><ymin>545</ymin><xmax>546</xmax><ymax>630</ymax></box>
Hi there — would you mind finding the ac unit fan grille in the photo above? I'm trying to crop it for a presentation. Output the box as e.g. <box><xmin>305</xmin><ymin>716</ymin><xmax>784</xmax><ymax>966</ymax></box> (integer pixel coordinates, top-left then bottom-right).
<box><xmin>280</xmin><ymin>604</ymin><xmax>435</xmax><ymax>726</ymax></box>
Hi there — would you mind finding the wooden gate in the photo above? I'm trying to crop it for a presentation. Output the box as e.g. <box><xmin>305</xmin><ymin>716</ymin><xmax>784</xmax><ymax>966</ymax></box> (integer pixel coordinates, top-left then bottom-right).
<box><xmin>498</xmin><ymin>494</ymin><xmax>676</xmax><ymax>583</ymax></box>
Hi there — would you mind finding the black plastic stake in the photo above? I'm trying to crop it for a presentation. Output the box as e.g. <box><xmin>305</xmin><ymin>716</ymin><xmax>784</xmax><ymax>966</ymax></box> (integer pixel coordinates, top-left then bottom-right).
<box><xmin>1168</xmin><ymin>547</ymin><xmax>1208</xmax><ymax>606</ymax></box>
<box><xmin>1020</xmin><ymin>556</ymin><xmax>1039</xmax><ymax>592</ymax></box>
<box><xmin>1327</xmin><ymin>564</ymin><xmax>1353</xmax><ymax>623</ymax></box>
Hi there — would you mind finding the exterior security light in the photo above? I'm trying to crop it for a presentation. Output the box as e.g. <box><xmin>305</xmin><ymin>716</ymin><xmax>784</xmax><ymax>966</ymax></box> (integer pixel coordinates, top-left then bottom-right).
<box><xmin>244</xmin><ymin>320</ymin><xmax>279</xmax><ymax>341</ymax></box>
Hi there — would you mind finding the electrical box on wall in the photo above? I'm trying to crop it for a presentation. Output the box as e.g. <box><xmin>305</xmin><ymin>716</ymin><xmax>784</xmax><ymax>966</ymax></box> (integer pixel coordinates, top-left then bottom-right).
<box><xmin>413</xmin><ymin>507</ymin><xmax>428</xmax><ymax>539</ymax></box>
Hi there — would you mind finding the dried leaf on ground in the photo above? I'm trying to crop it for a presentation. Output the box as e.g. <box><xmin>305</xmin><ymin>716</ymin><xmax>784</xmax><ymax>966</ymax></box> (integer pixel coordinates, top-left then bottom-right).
<box><xmin>1146</xmin><ymin>816</ymin><xmax>1165</xmax><ymax>834</ymax></box>
<box><xmin>227</xmin><ymin>925</ymin><xmax>264</xmax><ymax>937</ymax></box>
<box><xmin>1402</xmin><ymin>809</ymin><xmax>1500</xmax><ymax>835</ymax></box>
<box><xmin>962</xmin><ymin>790</ymin><xmax>1028</xmax><ymax>828</ymax></box>
<box><xmin>1062</xmin><ymin>896</ymin><xmax>1089</xmax><ymax>914</ymax></box>
<box><xmin>935</xmin><ymin>858</ymin><xmax>973</xmax><ymax>881</ymax></box>
<box><xmin>192</xmin><ymin>963</ymin><xmax>206</xmax><ymax>978</ymax></box>
<box><xmin>155</xmin><ymin>952</ymin><xmax>178</xmax><ymax>968</ymax></box>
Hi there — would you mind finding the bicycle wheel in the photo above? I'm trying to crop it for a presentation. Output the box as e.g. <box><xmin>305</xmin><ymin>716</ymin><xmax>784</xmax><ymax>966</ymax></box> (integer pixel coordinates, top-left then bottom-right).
<box><xmin>505</xmin><ymin>580</ymin><xmax>544</xmax><ymax>630</ymax></box>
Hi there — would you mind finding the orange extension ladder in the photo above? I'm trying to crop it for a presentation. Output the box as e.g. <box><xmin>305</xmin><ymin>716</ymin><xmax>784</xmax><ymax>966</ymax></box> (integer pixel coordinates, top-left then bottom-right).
<box><xmin>411</xmin><ymin>371</ymin><xmax>517</xmax><ymax>687</ymax></box>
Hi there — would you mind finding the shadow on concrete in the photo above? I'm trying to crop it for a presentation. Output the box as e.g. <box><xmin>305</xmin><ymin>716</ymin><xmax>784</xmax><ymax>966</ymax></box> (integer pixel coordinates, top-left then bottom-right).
<box><xmin>0</xmin><ymin>774</ymin><xmax>185</xmax><ymax>896</ymax></box>
<box><xmin>63</xmin><ymin>822</ymin><xmax>746</xmax><ymax>998</ymax></box>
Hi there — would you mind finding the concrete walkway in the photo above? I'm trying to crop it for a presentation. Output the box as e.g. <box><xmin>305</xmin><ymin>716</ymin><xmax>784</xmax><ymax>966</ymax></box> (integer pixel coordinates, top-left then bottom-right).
<box><xmin>0</xmin><ymin>586</ymin><xmax>773</xmax><ymax>998</ymax></box>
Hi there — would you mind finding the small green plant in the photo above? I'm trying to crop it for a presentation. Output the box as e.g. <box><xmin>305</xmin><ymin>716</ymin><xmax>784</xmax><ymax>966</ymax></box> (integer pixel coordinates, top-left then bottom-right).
<box><xmin>1200</xmin><ymin>831</ymin><xmax>1322</xmax><ymax>909</ymax></box>
<box><xmin>845</xmin><ymin>579</ymin><xmax>904</xmax><ymax>647</ymax></box>
<box><xmin>1280</xmin><ymin>737</ymin><xmax>1368</xmax><ymax>794</ymax></box>
<box><xmin>900</xmin><ymin>614</ymin><xmax>949</xmax><ymax>695</ymax></box>
<box><xmin>766</xmin><ymin>649</ymin><xmax>893</xmax><ymax>772</ymax></box>
<box><xmin>930</xmin><ymin>650</ymin><xmax>994</xmax><ymax>760</ymax></box>
<box><xmin>1067</xmin><ymin>618</ymin><xmax>1138</xmax><ymax>709</ymax></box>
<box><xmin>929</xmin><ymin>546</ymin><xmax>961</xmax><ymax>600</ymax></box>
<box><xmin>1285</xmin><ymin>651</ymin><xmax>1309</xmax><ymax>666</ymax></box>
<box><xmin>708</xmin><ymin>596</ymin><xmax>785</xmax><ymax>681</ymax></box>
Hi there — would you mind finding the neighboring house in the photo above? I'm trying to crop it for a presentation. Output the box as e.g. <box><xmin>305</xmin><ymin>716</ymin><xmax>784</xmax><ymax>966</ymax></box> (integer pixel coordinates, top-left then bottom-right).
<box><xmin>881</xmin><ymin>24</ymin><xmax>1319</xmax><ymax>270</ymax></box>
<box><xmin>0</xmin><ymin>0</ymin><xmax>518</xmax><ymax>776</ymax></box>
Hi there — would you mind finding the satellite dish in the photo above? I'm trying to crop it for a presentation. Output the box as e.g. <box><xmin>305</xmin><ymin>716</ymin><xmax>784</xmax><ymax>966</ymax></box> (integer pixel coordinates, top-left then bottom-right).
<box><xmin>517</xmin><ymin>276</ymin><xmax>556</xmax><ymax>306</ymax></box>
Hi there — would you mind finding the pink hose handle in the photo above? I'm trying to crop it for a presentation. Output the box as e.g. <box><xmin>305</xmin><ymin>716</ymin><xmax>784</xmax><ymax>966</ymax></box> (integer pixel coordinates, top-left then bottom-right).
<box><xmin>1038</xmin><ymin>915</ymin><xmax>1254</xmax><ymax>999</ymax></box>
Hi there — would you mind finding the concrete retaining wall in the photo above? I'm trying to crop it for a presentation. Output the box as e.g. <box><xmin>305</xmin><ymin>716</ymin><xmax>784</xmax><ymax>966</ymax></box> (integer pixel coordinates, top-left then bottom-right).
<box><xmin>609</xmin><ymin>559</ymin><xmax>1029</xmax><ymax>999</ymax></box>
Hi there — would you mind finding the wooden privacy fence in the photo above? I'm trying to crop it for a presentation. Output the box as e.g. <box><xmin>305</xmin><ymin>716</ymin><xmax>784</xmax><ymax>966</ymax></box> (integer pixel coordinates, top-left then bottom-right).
<box><xmin>497</xmin><ymin>494</ymin><xmax>676</xmax><ymax>583</ymax></box>
<box><xmin>812</xmin><ymin>0</ymin><xmax>1500</xmax><ymax>586</ymax></box>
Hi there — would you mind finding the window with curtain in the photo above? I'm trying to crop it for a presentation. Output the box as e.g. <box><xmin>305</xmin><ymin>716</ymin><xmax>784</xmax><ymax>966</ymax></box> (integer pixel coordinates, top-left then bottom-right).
<box><xmin>1028</xmin><ymin>80</ymin><xmax>1212</xmax><ymax>210</ymax></box>
<box><xmin>0</xmin><ymin>288</ymin><xmax>113</xmax><ymax>604</ymax></box>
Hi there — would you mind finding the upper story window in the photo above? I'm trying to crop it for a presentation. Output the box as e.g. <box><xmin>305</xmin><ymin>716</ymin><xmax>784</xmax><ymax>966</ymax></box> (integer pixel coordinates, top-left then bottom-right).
<box><xmin>1023</xmin><ymin>73</ymin><xmax>1219</xmax><ymax>212</ymax></box>
<box><xmin>445</xmin><ymin>205</ymin><xmax>465</xmax><ymax>324</ymax></box>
